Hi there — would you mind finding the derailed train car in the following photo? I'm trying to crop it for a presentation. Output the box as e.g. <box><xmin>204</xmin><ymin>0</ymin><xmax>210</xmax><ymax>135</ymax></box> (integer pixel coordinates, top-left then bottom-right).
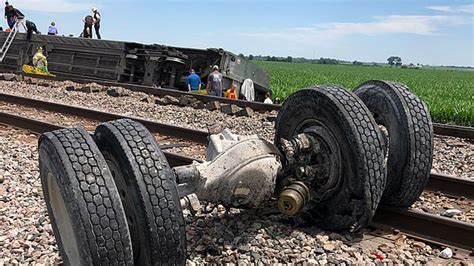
<box><xmin>0</xmin><ymin>32</ymin><xmax>271</xmax><ymax>101</ymax></box>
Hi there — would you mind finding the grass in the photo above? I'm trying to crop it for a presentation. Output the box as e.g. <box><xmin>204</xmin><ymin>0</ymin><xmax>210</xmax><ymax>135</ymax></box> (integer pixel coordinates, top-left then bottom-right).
<box><xmin>255</xmin><ymin>61</ymin><xmax>474</xmax><ymax>127</ymax></box>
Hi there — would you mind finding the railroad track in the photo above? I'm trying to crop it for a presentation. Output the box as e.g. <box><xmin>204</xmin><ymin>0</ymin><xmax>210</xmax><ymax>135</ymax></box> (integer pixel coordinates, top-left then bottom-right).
<box><xmin>0</xmin><ymin>111</ymin><xmax>473</xmax><ymax>254</ymax></box>
<box><xmin>0</xmin><ymin>92</ymin><xmax>472</xmax><ymax>195</ymax></box>
<box><xmin>1</xmin><ymin>91</ymin><xmax>473</xmax><ymax>143</ymax></box>
<box><xmin>6</xmin><ymin>76</ymin><xmax>474</xmax><ymax>140</ymax></box>
<box><xmin>0</xmin><ymin>92</ymin><xmax>208</xmax><ymax>145</ymax></box>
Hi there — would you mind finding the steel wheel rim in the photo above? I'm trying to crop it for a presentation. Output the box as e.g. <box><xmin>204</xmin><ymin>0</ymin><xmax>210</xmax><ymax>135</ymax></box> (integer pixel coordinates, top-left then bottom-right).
<box><xmin>47</xmin><ymin>172</ymin><xmax>81</xmax><ymax>264</ymax></box>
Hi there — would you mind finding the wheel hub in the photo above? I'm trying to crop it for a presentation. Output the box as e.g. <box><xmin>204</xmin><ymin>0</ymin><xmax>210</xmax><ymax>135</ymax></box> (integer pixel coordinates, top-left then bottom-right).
<box><xmin>277</xmin><ymin>181</ymin><xmax>310</xmax><ymax>215</ymax></box>
<box><xmin>278</xmin><ymin>121</ymin><xmax>343</xmax><ymax>214</ymax></box>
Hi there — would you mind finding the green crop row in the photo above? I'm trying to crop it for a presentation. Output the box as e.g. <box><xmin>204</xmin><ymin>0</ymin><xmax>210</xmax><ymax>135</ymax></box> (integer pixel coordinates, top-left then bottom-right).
<box><xmin>255</xmin><ymin>61</ymin><xmax>474</xmax><ymax>127</ymax></box>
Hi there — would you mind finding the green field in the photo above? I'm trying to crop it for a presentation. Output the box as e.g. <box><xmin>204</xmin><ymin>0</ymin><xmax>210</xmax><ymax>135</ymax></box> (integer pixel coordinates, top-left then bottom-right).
<box><xmin>255</xmin><ymin>61</ymin><xmax>474</xmax><ymax>127</ymax></box>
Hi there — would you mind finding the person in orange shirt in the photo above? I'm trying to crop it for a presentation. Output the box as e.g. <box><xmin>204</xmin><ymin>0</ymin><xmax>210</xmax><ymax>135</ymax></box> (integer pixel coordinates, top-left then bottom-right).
<box><xmin>224</xmin><ymin>84</ymin><xmax>238</xmax><ymax>99</ymax></box>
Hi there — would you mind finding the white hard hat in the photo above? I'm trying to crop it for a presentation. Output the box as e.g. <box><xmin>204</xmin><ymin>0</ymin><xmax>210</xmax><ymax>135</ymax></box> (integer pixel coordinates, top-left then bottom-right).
<box><xmin>212</xmin><ymin>65</ymin><xmax>219</xmax><ymax>70</ymax></box>
<box><xmin>91</xmin><ymin>7</ymin><xmax>97</xmax><ymax>12</ymax></box>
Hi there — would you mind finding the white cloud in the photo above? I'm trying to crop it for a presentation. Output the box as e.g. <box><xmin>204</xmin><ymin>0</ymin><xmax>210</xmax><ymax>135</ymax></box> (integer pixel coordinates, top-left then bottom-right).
<box><xmin>427</xmin><ymin>4</ymin><xmax>474</xmax><ymax>14</ymax></box>
<box><xmin>239</xmin><ymin>15</ymin><xmax>470</xmax><ymax>43</ymax></box>
<box><xmin>11</xmin><ymin>0</ymin><xmax>92</xmax><ymax>13</ymax></box>
<box><xmin>427</xmin><ymin>6</ymin><xmax>453</xmax><ymax>13</ymax></box>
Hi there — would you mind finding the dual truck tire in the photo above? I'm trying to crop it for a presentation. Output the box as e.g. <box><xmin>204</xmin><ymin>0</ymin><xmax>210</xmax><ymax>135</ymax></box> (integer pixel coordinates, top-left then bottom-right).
<box><xmin>275</xmin><ymin>81</ymin><xmax>433</xmax><ymax>230</ymax></box>
<box><xmin>39</xmin><ymin>120</ymin><xmax>186</xmax><ymax>265</ymax></box>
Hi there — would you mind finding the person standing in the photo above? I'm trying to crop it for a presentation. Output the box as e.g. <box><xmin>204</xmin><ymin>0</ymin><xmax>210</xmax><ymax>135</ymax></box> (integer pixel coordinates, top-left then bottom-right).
<box><xmin>92</xmin><ymin>7</ymin><xmax>101</xmax><ymax>39</ymax></box>
<box><xmin>25</xmin><ymin>20</ymin><xmax>40</xmax><ymax>41</ymax></box>
<box><xmin>186</xmin><ymin>69</ymin><xmax>202</xmax><ymax>92</ymax></box>
<box><xmin>47</xmin><ymin>21</ymin><xmax>58</xmax><ymax>35</ymax></box>
<box><xmin>206</xmin><ymin>65</ymin><xmax>223</xmax><ymax>97</ymax></box>
<box><xmin>82</xmin><ymin>14</ymin><xmax>94</xmax><ymax>38</ymax></box>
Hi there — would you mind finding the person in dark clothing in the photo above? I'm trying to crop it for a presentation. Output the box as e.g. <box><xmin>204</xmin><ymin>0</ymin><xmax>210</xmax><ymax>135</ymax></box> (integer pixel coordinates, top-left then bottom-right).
<box><xmin>4</xmin><ymin>5</ymin><xmax>26</xmax><ymax>31</ymax></box>
<box><xmin>4</xmin><ymin>1</ymin><xmax>9</xmax><ymax>19</ymax></box>
<box><xmin>4</xmin><ymin>4</ymin><xmax>16</xmax><ymax>29</ymax></box>
<box><xmin>4</xmin><ymin>2</ymin><xmax>13</xmax><ymax>28</ymax></box>
<box><xmin>82</xmin><ymin>15</ymin><xmax>93</xmax><ymax>38</ymax></box>
<box><xmin>92</xmin><ymin>7</ymin><xmax>101</xmax><ymax>39</ymax></box>
<box><xmin>25</xmin><ymin>20</ymin><xmax>40</xmax><ymax>41</ymax></box>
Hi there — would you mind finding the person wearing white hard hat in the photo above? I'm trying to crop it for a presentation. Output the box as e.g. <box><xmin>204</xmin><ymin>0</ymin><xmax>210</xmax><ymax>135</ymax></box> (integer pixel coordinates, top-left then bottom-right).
<box><xmin>206</xmin><ymin>65</ymin><xmax>224</xmax><ymax>97</ymax></box>
<box><xmin>91</xmin><ymin>7</ymin><xmax>101</xmax><ymax>39</ymax></box>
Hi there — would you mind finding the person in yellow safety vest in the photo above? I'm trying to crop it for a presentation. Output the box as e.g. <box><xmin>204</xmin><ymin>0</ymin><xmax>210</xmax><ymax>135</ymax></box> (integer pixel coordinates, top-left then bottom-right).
<box><xmin>224</xmin><ymin>83</ymin><xmax>238</xmax><ymax>100</ymax></box>
<box><xmin>32</xmin><ymin>47</ymin><xmax>48</xmax><ymax>73</ymax></box>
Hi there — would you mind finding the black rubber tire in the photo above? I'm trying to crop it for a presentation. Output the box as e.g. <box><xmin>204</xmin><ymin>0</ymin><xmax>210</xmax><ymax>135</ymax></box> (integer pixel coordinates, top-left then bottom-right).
<box><xmin>354</xmin><ymin>80</ymin><xmax>434</xmax><ymax>207</ymax></box>
<box><xmin>275</xmin><ymin>85</ymin><xmax>386</xmax><ymax>231</ymax></box>
<box><xmin>94</xmin><ymin>119</ymin><xmax>186</xmax><ymax>265</ymax></box>
<box><xmin>38</xmin><ymin>127</ymin><xmax>133</xmax><ymax>265</ymax></box>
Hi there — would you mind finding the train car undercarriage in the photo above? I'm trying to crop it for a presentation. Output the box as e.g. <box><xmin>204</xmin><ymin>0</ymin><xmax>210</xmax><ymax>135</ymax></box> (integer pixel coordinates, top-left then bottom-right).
<box><xmin>0</xmin><ymin>33</ymin><xmax>271</xmax><ymax>101</ymax></box>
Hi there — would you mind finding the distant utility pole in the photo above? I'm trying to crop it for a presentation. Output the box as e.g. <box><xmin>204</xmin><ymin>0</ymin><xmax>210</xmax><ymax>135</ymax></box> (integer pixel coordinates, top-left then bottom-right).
<box><xmin>313</xmin><ymin>48</ymin><xmax>316</xmax><ymax>60</ymax></box>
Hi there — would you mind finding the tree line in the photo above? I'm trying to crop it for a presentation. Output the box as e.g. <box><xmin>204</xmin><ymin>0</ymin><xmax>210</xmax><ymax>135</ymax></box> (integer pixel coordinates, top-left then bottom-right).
<box><xmin>244</xmin><ymin>54</ymin><xmax>384</xmax><ymax>66</ymax></box>
<box><xmin>242</xmin><ymin>54</ymin><xmax>344</xmax><ymax>65</ymax></box>
<box><xmin>240</xmin><ymin>54</ymin><xmax>473</xmax><ymax>70</ymax></box>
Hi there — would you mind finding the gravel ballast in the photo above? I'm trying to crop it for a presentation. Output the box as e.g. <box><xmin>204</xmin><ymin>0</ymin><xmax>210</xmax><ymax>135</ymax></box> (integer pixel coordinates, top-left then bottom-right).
<box><xmin>0</xmin><ymin>127</ymin><xmax>61</xmax><ymax>264</ymax></box>
<box><xmin>0</xmin><ymin>125</ymin><xmax>468</xmax><ymax>264</ymax></box>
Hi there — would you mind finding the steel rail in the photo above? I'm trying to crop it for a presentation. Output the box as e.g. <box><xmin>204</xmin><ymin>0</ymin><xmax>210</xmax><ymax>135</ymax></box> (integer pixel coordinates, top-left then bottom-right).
<box><xmin>3</xmin><ymin>74</ymin><xmax>474</xmax><ymax>140</ymax></box>
<box><xmin>18</xmin><ymin>73</ymin><xmax>280</xmax><ymax>112</ymax></box>
<box><xmin>0</xmin><ymin>111</ymin><xmax>199</xmax><ymax>167</ymax></box>
<box><xmin>372</xmin><ymin>207</ymin><xmax>474</xmax><ymax>252</ymax></box>
<box><xmin>0</xmin><ymin>92</ymin><xmax>209</xmax><ymax>145</ymax></box>
<box><xmin>1</xmin><ymin>91</ymin><xmax>473</xmax><ymax>149</ymax></box>
<box><xmin>0</xmin><ymin>111</ymin><xmax>473</xmax><ymax>252</ymax></box>
<box><xmin>426</xmin><ymin>172</ymin><xmax>474</xmax><ymax>199</ymax></box>
<box><xmin>432</xmin><ymin>123</ymin><xmax>474</xmax><ymax>140</ymax></box>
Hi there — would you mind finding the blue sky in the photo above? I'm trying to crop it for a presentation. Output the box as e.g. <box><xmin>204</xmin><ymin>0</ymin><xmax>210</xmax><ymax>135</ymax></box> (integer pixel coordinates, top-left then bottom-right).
<box><xmin>8</xmin><ymin>0</ymin><xmax>474</xmax><ymax>66</ymax></box>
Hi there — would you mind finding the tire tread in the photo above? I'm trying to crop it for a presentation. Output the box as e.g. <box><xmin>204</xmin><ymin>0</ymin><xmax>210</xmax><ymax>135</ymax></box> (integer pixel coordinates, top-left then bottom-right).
<box><xmin>39</xmin><ymin>128</ymin><xmax>133</xmax><ymax>265</ymax></box>
<box><xmin>95</xmin><ymin>119</ymin><xmax>186</xmax><ymax>264</ymax></box>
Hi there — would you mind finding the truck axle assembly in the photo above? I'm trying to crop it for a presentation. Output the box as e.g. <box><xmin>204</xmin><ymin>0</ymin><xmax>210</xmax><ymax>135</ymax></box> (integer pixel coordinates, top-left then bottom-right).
<box><xmin>38</xmin><ymin>80</ymin><xmax>434</xmax><ymax>265</ymax></box>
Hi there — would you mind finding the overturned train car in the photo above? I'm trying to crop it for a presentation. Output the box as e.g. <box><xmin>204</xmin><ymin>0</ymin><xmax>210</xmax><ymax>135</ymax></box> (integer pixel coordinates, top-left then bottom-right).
<box><xmin>0</xmin><ymin>32</ymin><xmax>271</xmax><ymax>101</ymax></box>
